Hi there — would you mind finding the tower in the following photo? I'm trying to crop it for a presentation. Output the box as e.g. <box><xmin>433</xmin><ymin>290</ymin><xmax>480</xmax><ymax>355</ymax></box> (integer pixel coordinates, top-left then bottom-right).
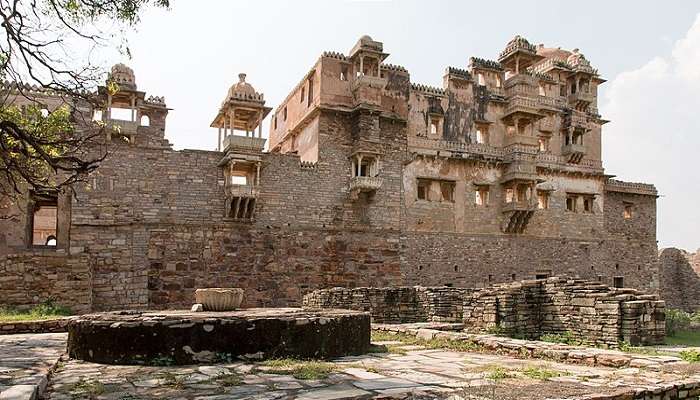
<box><xmin>211</xmin><ymin>73</ymin><xmax>271</xmax><ymax>220</ymax></box>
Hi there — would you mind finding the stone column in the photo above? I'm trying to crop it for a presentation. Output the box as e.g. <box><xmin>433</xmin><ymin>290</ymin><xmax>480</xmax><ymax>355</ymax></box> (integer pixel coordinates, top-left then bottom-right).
<box><xmin>218</xmin><ymin>127</ymin><xmax>222</xmax><ymax>151</ymax></box>
<box><xmin>130</xmin><ymin>94</ymin><xmax>136</xmax><ymax>122</ymax></box>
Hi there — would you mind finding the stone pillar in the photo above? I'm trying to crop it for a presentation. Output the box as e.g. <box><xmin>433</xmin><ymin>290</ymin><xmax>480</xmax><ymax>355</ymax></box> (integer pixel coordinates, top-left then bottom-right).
<box><xmin>218</xmin><ymin>127</ymin><xmax>222</xmax><ymax>151</ymax></box>
<box><xmin>130</xmin><ymin>94</ymin><xmax>136</xmax><ymax>122</ymax></box>
<box><xmin>230</xmin><ymin>110</ymin><xmax>235</xmax><ymax>137</ymax></box>
<box><xmin>256</xmin><ymin>162</ymin><xmax>261</xmax><ymax>186</ymax></box>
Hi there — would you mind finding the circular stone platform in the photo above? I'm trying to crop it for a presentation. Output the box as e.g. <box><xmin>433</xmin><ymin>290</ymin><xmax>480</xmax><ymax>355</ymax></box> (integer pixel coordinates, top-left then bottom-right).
<box><xmin>67</xmin><ymin>308</ymin><xmax>370</xmax><ymax>365</ymax></box>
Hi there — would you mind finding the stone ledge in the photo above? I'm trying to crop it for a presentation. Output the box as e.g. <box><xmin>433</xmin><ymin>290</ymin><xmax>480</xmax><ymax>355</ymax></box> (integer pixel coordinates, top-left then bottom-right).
<box><xmin>68</xmin><ymin>308</ymin><xmax>370</xmax><ymax>365</ymax></box>
<box><xmin>373</xmin><ymin>323</ymin><xmax>682</xmax><ymax>370</ymax></box>
<box><xmin>0</xmin><ymin>318</ymin><xmax>74</xmax><ymax>336</ymax></box>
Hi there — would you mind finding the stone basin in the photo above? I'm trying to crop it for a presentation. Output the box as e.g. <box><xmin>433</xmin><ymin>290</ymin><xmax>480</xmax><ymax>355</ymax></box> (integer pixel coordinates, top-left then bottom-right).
<box><xmin>67</xmin><ymin>308</ymin><xmax>370</xmax><ymax>365</ymax></box>
<box><xmin>195</xmin><ymin>288</ymin><xmax>244</xmax><ymax>311</ymax></box>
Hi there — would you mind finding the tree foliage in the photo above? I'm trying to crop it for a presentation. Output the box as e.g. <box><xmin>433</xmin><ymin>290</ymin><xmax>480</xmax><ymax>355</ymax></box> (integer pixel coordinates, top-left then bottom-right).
<box><xmin>0</xmin><ymin>0</ymin><xmax>169</xmax><ymax>206</ymax></box>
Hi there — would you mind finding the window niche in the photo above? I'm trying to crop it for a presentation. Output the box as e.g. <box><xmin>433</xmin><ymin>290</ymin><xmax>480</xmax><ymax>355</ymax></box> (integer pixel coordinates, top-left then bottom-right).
<box><xmin>416</xmin><ymin>179</ymin><xmax>455</xmax><ymax>203</ymax></box>
<box><xmin>537</xmin><ymin>191</ymin><xmax>550</xmax><ymax>210</ymax></box>
<box><xmin>475</xmin><ymin>124</ymin><xmax>490</xmax><ymax>145</ymax></box>
<box><xmin>623</xmin><ymin>202</ymin><xmax>634</xmax><ymax>219</ymax></box>
<box><xmin>428</xmin><ymin>114</ymin><xmax>443</xmax><ymax>137</ymax></box>
<box><xmin>583</xmin><ymin>195</ymin><xmax>595</xmax><ymax>213</ymax></box>
<box><xmin>566</xmin><ymin>194</ymin><xmax>577</xmax><ymax>212</ymax></box>
<box><xmin>28</xmin><ymin>191</ymin><xmax>58</xmax><ymax>248</ymax></box>
<box><xmin>475</xmin><ymin>185</ymin><xmax>490</xmax><ymax>206</ymax></box>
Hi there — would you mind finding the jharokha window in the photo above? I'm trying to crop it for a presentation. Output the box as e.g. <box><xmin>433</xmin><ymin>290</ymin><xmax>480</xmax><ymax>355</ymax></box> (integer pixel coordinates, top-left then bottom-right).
<box><xmin>30</xmin><ymin>192</ymin><xmax>58</xmax><ymax>247</ymax></box>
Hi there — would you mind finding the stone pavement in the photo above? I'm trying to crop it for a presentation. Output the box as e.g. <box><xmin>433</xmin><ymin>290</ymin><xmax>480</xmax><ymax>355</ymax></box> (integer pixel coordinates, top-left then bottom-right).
<box><xmin>0</xmin><ymin>333</ymin><xmax>66</xmax><ymax>400</ymax></box>
<box><xmin>3</xmin><ymin>331</ymin><xmax>700</xmax><ymax>399</ymax></box>
<box><xmin>43</xmin><ymin>339</ymin><xmax>700</xmax><ymax>399</ymax></box>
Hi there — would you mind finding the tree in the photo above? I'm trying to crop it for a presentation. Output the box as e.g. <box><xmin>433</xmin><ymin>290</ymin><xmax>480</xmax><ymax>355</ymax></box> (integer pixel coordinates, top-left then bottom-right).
<box><xmin>0</xmin><ymin>0</ymin><xmax>169</xmax><ymax>207</ymax></box>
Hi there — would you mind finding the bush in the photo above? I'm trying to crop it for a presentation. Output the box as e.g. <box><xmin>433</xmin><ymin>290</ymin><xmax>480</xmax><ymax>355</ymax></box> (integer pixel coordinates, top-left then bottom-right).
<box><xmin>666</xmin><ymin>309</ymin><xmax>691</xmax><ymax>337</ymax></box>
<box><xmin>680</xmin><ymin>349</ymin><xmax>700</xmax><ymax>363</ymax></box>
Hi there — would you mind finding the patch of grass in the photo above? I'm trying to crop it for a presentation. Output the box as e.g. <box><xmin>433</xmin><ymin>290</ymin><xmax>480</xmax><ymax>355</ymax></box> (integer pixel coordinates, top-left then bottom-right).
<box><xmin>0</xmin><ymin>300</ymin><xmax>72</xmax><ymax>322</ymax></box>
<box><xmin>484</xmin><ymin>366</ymin><xmax>512</xmax><ymax>382</ymax></box>
<box><xmin>386</xmin><ymin>345</ymin><xmax>408</xmax><ymax>355</ymax></box>
<box><xmin>370</xmin><ymin>330</ymin><xmax>483</xmax><ymax>354</ymax></box>
<box><xmin>539</xmin><ymin>331</ymin><xmax>582</xmax><ymax>346</ymax></box>
<box><xmin>666</xmin><ymin>330</ymin><xmax>700</xmax><ymax>347</ymax></box>
<box><xmin>371</xmin><ymin>330</ymin><xmax>415</xmax><ymax>342</ymax></box>
<box><xmin>69</xmin><ymin>377</ymin><xmax>105</xmax><ymax>398</ymax></box>
<box><xmin>260</xmin><ymin>358</ymin><xmax>339</xmax><ymax>380</ymax></box>
<box><xmin>160</xmin><ymin>372</ymin><xmax>186</xmax><ymax>389</ymax></box>
<box><xmin>520</xmin><ymin>365</ymin><xmax>569</xmax><ymax>380</ymax></box>
<box><xmin>367</xmin><ymin>344</ymin><xmax>388</xmax><ymax>353</ymax></box>
<box><xmin>680</xmin><ymin>349</ymin><xmax>700</xmax><ymax>363</ymax></box>
<box><xmin>212</xmin><ymin>372</ymin><xmax>242</xmax><ymax>386</ymax></box>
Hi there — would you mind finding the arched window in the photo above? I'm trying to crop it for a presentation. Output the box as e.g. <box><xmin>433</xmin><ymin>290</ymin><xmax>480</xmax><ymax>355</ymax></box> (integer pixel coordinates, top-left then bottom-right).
<box><xmin>140</xmin><ymin>115</ymin><xmax>150</xmax><ymax>126</ymax></box>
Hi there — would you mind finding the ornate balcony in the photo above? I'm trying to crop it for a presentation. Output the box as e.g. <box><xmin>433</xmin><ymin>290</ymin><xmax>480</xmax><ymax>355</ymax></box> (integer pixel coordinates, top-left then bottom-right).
<box><xmin>502</xmin><ymin>200</ymin><xmax>537</xmax><ymax>234</ymax></box>
<box><xmin>502</xmin><ymin>200</ymin><xmax>538</xmax><ymax>213</ymax></box>
<box><xmin>350</xmin><ymin>176</ymin><xmax>383</xmax><ymax>193</ymax></box>
<box><xmin>564</xmin><ymin>111</ymin><xmax>592</xmax><ymax>131</ymax></box>
<box><xmin>504</xmin><ymin>96</ymin><xmax>543</xmax><ymax>119</ymax></box>
<box><xmin>226</xmin><ymin>184</ymin><xmax>258</xmax><ymax>220</ymax></box>
<box><xmin>562</xmin><ymin>143</ymin><xmax>586</xmax><ymax>164</ymax></box>
<box><xmin>538</xmin><ymin>117</ymin><xmax>555</xmax><ymax>132</ymax></box>
<box><xmin>352</xmin><ymin>74</ymin><xmax>387</xmax><ymax>91</ymax></box>
<box><xmin>227</xmin><ymin>184</ymin><xmax>259</xmax><ymax>198</ymax></box>
<box><xmin>223</xmin><ymin>135</ymin><xmax>266</xmax><ymax>153</ymax></box>
<box><xmin>568</xmin><ymin>92</ymin><xmax>595</xmax><ymax>109</ymax></box>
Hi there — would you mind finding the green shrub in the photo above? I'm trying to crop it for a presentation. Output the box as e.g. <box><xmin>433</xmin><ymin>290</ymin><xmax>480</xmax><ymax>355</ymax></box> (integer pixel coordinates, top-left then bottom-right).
<box><xmin>680</xmin><ymin>349</ymin><xmax>700</xmax><ymax>363</ymax></box>
<box><xmin>539</xmin><ymin>331</ymin><xmax>582</xmax><ymax>345</ymax></box>
<box><xmin>666</xmin><ymin>309</ymin><xmax>692</xmax><ymax>337</ymax></box>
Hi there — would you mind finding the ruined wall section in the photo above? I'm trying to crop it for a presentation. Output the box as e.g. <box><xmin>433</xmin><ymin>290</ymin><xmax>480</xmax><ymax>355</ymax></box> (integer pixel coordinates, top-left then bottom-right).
<box><xmin>659</xmin><ymin>248</ymin><xmax>700</xmax><ymax>312</ymax></box>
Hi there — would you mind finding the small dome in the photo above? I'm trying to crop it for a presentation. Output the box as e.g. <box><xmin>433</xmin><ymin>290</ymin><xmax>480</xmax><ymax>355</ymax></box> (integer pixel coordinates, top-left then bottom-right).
<box><xmin>360</xmin><ymin>34</ymin><xmax>373</xmax><ymax>42</ymax></box>
<box><xmin>536</xmin><ymin>46</ymin><xmax>572</xmax><ymax>61</ymax></box>
<box><xmin>228</xmin><ymin>73</ymin><xmax>256</xmax><ymax>97</ymax></box>
<box><xmin>109</xmin><ymin>63</ymin><xmax>136</xmax><ymax>88</ymax></box>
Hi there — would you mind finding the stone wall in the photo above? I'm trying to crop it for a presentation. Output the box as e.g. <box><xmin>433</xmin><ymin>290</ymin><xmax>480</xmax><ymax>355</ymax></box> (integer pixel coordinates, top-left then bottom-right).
<box><xmin>462</xmin><ymin>277</ymin><xmax>665</xmax><ymax>346</ymax></box>
<box><xmin>659</xmin><ymin>248</ymin><xmax>700</xmax><ymax>312</ymax></box>
<box><xmin>305</xmin><ymin>278</ymin><xmax>665</xmax><ymax>346</ymax></box>
<box><xmin>302</xmin><ymin>286</ymin><xmax>471</xmax><ymax>323</ymax></box>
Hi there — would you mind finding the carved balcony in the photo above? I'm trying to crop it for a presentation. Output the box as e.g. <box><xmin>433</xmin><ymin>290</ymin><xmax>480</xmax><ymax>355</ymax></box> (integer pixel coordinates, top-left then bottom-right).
<box><xmin>502</xmin><ymin>200</ymin><xmax>538</xmax><ymax>214</ymax></box>
<box><xmin>223</xmin><ymin>135</ymin><xmax>266</xmax><ymax>153</ymax></box>
<box><xmin>562</xmin><ymin>143</ymin><xmax>586</xmax><ymax>164</ymax></box>
<box><xmin>227</xmin><ymin>184</ymin><xmax>259</xmax><ymax>198</ymax></box>
<box><xmin>564</xmin><ymin>111</ymin><xmax>592</xmax><ymax>131</ymax></box>
<box><xmin>538</xmin><ymin>117</ymin><xmax>555</xmax><ymax>132</ymax></box>
<box><xmin>502</xmin><ymin>200</ymin><xmax>537</xmax><ymax>234</ymax></box>
<box><xmin>350</xmin><ymin>176</ymin><xmax>382</xmax><ymax>193</ymax></box>
<box><xmin>503</xmin><ymin>96</ymin><xmax>543</xmax><ymax>119</ymax></box>
<box><xmin>226</xmin><ymin>185</ymin><xmax>258</xmax><ymax>220</ymax></box>
<box><xmin>568</xmin><ymin>92</ymin><xmax>595</xmax><ymax>109</ymax></box>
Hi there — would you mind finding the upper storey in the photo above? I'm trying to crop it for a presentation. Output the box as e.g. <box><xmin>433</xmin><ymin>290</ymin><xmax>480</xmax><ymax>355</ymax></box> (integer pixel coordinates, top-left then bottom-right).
<box><xmin>268</xmin><ymin>35</ymin><xmax>608</xmax><ymax>174</ymax></box>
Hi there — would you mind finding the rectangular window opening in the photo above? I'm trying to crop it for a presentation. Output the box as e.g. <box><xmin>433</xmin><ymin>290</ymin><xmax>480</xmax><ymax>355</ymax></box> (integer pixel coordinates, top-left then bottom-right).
<box><xmin>566</xmin><ymin>195</ymin><xmax>577</xmax><ymax>212</ymax></box>
<box><xmin>440</xmin><ymin>181</ymin><xmax>455</xmax><ymax>203</ymax></box>
<box><xmin>537</xmin><ymin>191</ymin><xmax>549</xmax><ymax>210</ymax></box>
<box><xmin>613</xmin><ymin>276</ymin><xmax>624</xmax><ymax>288</ymax></box>
<box><xmin>475</xmin><ymin>186</ymin><xmax>490</xmax><ymax>206</ymax></box>
<box><xmin>417</xmin><ymin>179</ymin><xmax>429</xmax><ymax>201</ymax></box>
<box><xmin>623</xmin><ymin>203</ymin><xmax>634</xmax><ymax>219</ymax></box>
<box><xmin>230</xmin><ymin>175</ymin><xmax>248</xmax><ymax>185</ymax></box>
<box><xmin>583</xmin><ymin>196</ymin><xmax>594</xmax><ymax>213</ymax></box>
<box><xmin>31</xmin><ymin>193</ymin><xmax>58</xmax><ymax>247</ymax></box>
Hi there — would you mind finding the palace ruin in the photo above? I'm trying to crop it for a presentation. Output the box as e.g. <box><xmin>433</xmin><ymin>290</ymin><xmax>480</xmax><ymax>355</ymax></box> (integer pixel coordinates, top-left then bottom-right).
<box><xmin>0</xmin><ymin>35</ymin><xmax>665</xmax><ymax>312</ymax></box>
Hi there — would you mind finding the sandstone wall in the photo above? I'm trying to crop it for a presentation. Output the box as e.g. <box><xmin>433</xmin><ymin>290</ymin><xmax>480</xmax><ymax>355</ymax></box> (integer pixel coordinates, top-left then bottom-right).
<box><xmin>462</xmin><ymin>278</ymin><xmax>665</xmax><ymax>346</ymax></box>
<box><xmin>302</xmin><ymin>286</ymin><xmax>472</xmax><ymax>323</ymax></box>
<box><xmin>659</xmin><ymin>248</ymin><xmax>700</xmax><ymax>312</ymax></box>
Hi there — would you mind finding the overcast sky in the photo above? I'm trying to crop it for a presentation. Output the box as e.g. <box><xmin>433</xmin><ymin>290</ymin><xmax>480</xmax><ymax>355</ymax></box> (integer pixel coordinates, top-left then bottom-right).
<box><xmin>115</xmin><ymin>0</ymin><xmax>699</xmax><ymax>251</ymax></box>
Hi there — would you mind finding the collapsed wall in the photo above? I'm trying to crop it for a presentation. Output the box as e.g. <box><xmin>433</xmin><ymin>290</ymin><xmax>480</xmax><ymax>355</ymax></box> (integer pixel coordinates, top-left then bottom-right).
<box><xmin>302</xmin><ymin>286</ymin><xmax>472</xmax><ymax>323</ymax></box>
<box><xmin>659</xmin><ymin>248</ymin><xmax>700</xmax><ymax>312</ymax></box>
<box><xmin>463</xmin><ymin>278</ymin><xmax>665</xmax><ymax>346</ymax></box>
<box><xmin>304</xmin><ymin>277</ymin><xmax>666</xmax><ymax>346</ymax></box>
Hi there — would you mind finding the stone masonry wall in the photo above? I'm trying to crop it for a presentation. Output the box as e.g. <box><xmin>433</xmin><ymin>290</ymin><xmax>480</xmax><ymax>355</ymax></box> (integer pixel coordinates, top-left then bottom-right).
<box><xmin>659</xmin><ymin>248</ymin><xmax>700</xmax><ymax>312</ymax></box>
<box><xmin>462</xmin><ymin>277</ymin><xmax>665</xmax><ymax>346</ymax></box>
<box><xmin>303</xmin><ymin>286</ymin><xmax>472</xmax><ymax>323</ymax></box>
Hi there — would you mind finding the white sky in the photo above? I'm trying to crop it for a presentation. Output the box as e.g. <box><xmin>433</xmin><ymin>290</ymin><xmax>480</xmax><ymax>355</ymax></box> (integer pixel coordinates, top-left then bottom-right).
<box><xmin>114</xmin><ymin>0</ymin><xmax>699</xmax><ymax>251</ymax></box>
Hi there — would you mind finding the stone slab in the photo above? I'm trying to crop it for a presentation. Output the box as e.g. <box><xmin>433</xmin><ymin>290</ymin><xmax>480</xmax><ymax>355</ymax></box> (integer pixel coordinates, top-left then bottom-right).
<box><xmin>67</xmin><ymin>308</ymin><xmax>370</xmax><ymax>365</ymax></box>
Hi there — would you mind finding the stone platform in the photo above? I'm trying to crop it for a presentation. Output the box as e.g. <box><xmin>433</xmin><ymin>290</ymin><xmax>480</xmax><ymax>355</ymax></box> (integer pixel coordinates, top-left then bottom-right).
<box><xmin>67</xmin><ymin>308</ymin><xmax>370</xmax><ymax>365</ymax></box>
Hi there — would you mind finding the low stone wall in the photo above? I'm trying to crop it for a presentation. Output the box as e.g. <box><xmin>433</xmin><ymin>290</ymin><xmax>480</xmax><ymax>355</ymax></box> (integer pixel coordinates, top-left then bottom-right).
<box><xmin>0</xmin><ymin>317</ymin><xmax>73</xmax><ymax>335</ymax></box>
<box><xmin>463</xmin><ymin>277</ymin><xmax>665</xmax><ymax>346</ymax></box>
<box><xmin>302</xmin><ymin>286</ymin><xmax>472</xmax><ymax>323</ymax></box>
<box><xmin>304</xmin><ymin>278</ymin><xmax>665</xmax><ymax>346</ymax></box>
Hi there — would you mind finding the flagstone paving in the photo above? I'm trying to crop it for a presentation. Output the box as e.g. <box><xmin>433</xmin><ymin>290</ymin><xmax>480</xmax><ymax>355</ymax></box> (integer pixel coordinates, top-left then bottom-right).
<box><xmin>4</xmin><ymin>332</ymin><xmax>700</xmax><ymax>399</ymax></box>
<box><xmin>0</xmin><ymin>333</ymin><xmax>66</xmax><ymax>400</ymax></box>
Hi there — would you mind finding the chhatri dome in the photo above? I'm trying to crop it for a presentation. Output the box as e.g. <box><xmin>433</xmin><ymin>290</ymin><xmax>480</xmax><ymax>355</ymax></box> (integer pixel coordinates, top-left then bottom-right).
<box><xmin>226</xmin><ymin>73</ymin><xmax>260</xmax><ymax>101</ymax></box>
<box><xmin>109</xmin><ymin>63</ymin><xmax>136</xmax><ymax>89</ymax></box>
